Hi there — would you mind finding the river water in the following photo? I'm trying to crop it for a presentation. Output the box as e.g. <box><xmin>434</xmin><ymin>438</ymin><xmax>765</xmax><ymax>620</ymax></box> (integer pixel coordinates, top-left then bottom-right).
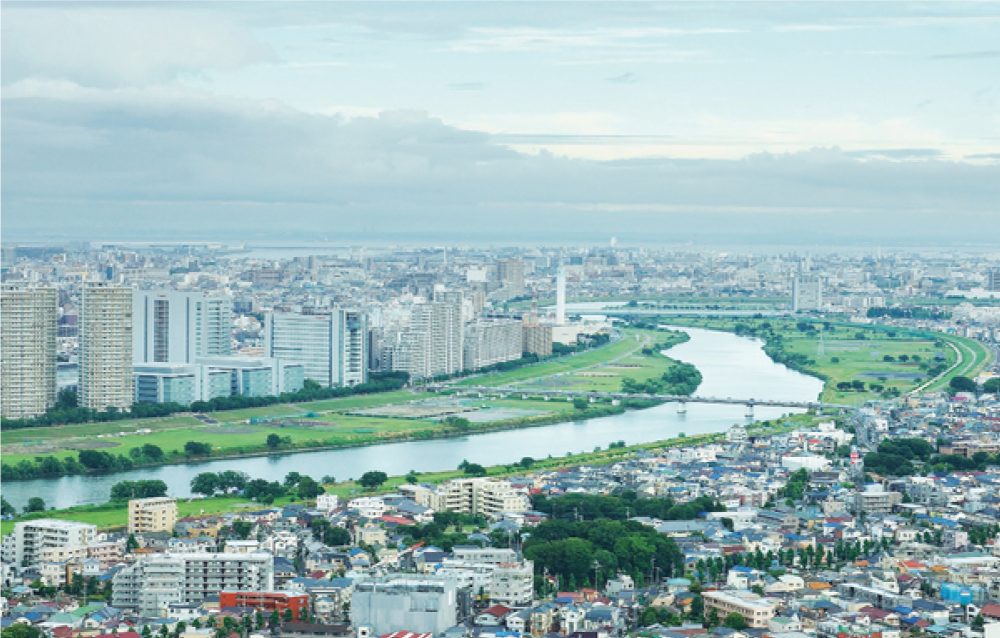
<box><xmin>1</xmin><ymin>327</ymin><xmax>824</xmax><ymax>511</ymax></box>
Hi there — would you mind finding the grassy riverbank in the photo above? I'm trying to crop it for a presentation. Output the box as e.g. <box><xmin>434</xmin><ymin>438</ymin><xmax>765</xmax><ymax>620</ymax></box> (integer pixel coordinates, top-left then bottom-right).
<box><xmin>1</xmin><ymin>412</ymin><xmax>821</xmax><ymax>537</ymax></box>
<box><xmin>647</xmin><ymin>316</ymin><xmax>991</xmax><ymax>403</ymax></box>
<box><xmin>2</xmin><ymin>328</ymin><xmax>694</xmax><ymax>482</ymax></box>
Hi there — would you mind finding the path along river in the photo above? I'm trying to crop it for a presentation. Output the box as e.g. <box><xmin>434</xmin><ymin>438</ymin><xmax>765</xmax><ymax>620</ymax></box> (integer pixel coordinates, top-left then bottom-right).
<box><xmin>2</xmin><ymin>327</ymin><xmax>824</xmax><ymax>511</ymax></box>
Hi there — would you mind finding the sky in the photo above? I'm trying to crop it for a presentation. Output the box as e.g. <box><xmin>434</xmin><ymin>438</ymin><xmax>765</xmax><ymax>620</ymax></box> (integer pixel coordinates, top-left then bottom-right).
<box><xmin>2</xmin><ymin>2</ymin><xmax>999</xmax><ymax>247</ymax></box>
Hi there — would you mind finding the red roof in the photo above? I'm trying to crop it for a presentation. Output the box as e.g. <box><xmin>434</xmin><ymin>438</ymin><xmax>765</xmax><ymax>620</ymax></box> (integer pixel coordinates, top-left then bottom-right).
<box><xmin>53</xmin><ymin>628</ymin><xmax>74</xmax><ymax>638</ymax></box>
<box><xmin>96</xmin><ymin>632</ymin><xmax>142</xmax><ymax>638</ymax></box>
<box><xmin>480</xmin><ymin>604</ymin><xmax>512</xmax><ymax>617</ymax></box>
<box><xmin>379</xmin><ymin>633</ymin><xmax>432</xmax><ymax>638</ymax></box>
<box><xmin>981</xmin><ymin>603</ymin><xmax>1000</xmax><ymax>619</ymax></box>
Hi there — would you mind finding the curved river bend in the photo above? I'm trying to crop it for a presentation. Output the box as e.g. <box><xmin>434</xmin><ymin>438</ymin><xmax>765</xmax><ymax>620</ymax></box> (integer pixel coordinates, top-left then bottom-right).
<box><xmin>2</xmin><ymin>327</ymin><xmax>824</xmax><ymax>510</ymax></box>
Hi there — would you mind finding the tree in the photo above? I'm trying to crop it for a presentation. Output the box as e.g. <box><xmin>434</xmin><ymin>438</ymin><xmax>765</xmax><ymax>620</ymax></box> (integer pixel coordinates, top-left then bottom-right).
<box><xmin>283</xmin><ymin>609</ymin><xmax>293</xmax><ymax>622</ymax></box>
<box><xmin>573</xmin><ymin>397</ymin><xmax>590</xmax><ymax>410</ymax></box>
<box><xmin>706</xmin><ymin>608</ymin><xmax>721</xmax><ymax>629</ymax></box>
<box><xmin>232</xmin><ymin>521</ymin><xmax>254</xmax><ymax>540</ymax></box>
<box><xmin>463</xmin><ymin>463</ymin><xmax>487</xmax><ymax>477</ymax></box>
<box><xmin>2</xmin><ymin>497</ymin><xmax>16</xmax><ymax>516</ymax></box>
<box><xmin>266</xmin><ymin>433</ymin><xmax>282</xmax><ymax>450</ymax></box>
<box><xmin>191</xmin><ymin>472</ymin><xmax>219</xmax><ymax>496</ymax></box>
<box><xmin>950</xmin><ymin>376</ymin><xmax>977</xmax><ymax>393</ymax></box>
<box><xmin>983</xmin><ymin>378</ymin><xmax>1000</xmax><ymax>395</ymax></box>
<box><xmin>24</xmin><ymin>497</ymin><xmax>45</xmax><ymax>513</ymax></box>
<box><xmin>687</xmin><ymin>594</ymin><xmax>704</xmax><ymax>622</ymax></box>
<box><xmin>184</xmin><ymin>441</ymin><xmax>211</xmax><ymax>456</ymax></box>
<box><xmin>724</xmin><ymin>613</ymin><xmax>748</xmax><ymax>630</ymax></box>
<box><xmin>297</xmin><ymin>476</ymin><xmax>324</xmax><ymax>499</ymax></box>
<box><xmin>405</xmin><ymin>471</ymin><xmax>420</xmax><ymax>484</ymax></box>
<box><xmin>140</xmin><ymin>444</ymin><xmax>164</xmax><ymax>461</ymax></box>
<box><xmin>284</xmin><ymin>472</ymin><xmax>302</xmax><ymax>487</ymax></box>
<box><xmin>359</xmin><ymin>470</ymin><xmax>388</xmax><ymax>491</ymax></box>
<box><xmin>126</xmin><ymin>533</ymin><xmax>140</xmax><ymax>552</ymax></box>
<box><xmin>972</xmin><ymin>614</ymin><xmax>985</xmax><ymax>632</ymax></box>
<box><xmin>519</xmin><ymin>457</ymin><xmax>535</xmax><ymax>469</ymax></box>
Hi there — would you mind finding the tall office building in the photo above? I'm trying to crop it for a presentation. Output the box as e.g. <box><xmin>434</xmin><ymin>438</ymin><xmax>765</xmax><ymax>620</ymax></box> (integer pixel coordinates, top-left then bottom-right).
<box><xmin>1</xmin><ymin>285</ymin><xmax>57</xmax><ymax>418</ymax></box>
<box><xmin>989</xmin><ymin>270</ymin><xmax>1000</xmax><ymax>293</ymax></box>
<box><xmin>133</xmin><ymin>291</ymin><xmax>232</xmax><ymax>364</ymax></box>
<box><xmin>792</xmin><ymin>275</ymin><xmax>823</xmax><ymax>312</ymax></box>
<box><xmin>80</xmin><ymin>283</ymin><xmax>134</xmax><ymax>411</ymax></box>
<box><xmin>497</xmin><ymin>259</ymin><xmax>526</xmax><ymax>298</ymax></box>
<box><xmin>264</xmin><ymin>309</ymin><xmax>367</xmax><ymax>387</ymax></box>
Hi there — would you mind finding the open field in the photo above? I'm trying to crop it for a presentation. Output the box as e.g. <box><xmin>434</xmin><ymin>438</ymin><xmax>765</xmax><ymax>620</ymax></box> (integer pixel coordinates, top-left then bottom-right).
<box><xmin>509</xmin><ymin>295</ymin><xmax>787</xmax><ymax>310</ymax></box>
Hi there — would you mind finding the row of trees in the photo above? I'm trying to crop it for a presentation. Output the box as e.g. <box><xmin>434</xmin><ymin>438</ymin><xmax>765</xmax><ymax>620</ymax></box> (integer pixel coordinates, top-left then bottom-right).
<box><xmin>864</xmin><ymin>437</ymin><xmax>1000</xmax><ymax>475</ymax></box>
<box><xmin>190</xmin><ymin>470</ymin><xmax>325</xmax><ymax>503</ymax></box>
<box><xmin>110</xmin><ymin>480</ymin><xmax>168</xmax><ymax>501</ymax></box>
<box><xmin>530</xmin><ymin>492</ymin><xmax>726</xmax><ymax>523</ymax></box>
<box><xmin>621</xmin><ymin>361</ymin><xmax>702</xmax><ymax>396</ymax></box>
<box><xmin>1</xmin><ymin>372</ymin><xmax>410</xmax><ymax>432</ymax></box>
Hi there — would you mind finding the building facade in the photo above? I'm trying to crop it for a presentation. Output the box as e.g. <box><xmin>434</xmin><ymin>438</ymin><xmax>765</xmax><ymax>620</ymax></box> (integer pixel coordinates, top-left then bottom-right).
<box><xmin>219</xmin><ymin>592</ymin><xmax>309</xmax><ymax>620</ymax></box>
<box><xmin>351</xmin><ymin>577</ymin><xmax>457</xmax><ymax>636</ymax></box>
<box><xmin>497</xmin><ymin>259</ymin><xmax>526</xmax><ymax>298</ymax></box>
<box><xmin>391</xmin><ymin>293</ymin><xmax>463</xmax><ymax>380</ymax></box>
<box><xmin>1</xmin><ymin>285</ymin><xmax>57</xmax><ymax>418</ymax></box>
<box><xmin>792</xmin><ymin>275</ymin><xmax>823</xmax><ymax>312</ymax></box>
<box><xmin>264</xmin><ymin>309</ymin><xmax>368</xmax><ymax>387</ymax></box>
<box><xmin>80</xmin><ymin>283</ymin><xmax>134</xmax><ymax>411</ymax></box>
<box><xmin>522</xmin><ymin>323</ymin><xmax>553</xmax><ymax>357</ymax></box>
<box><xmin>702</xmin><ymin>591</ymin><xmax>774</xmax><ymax>628</ymax></box>
<box><xmin>1</xmin><ymin>519</ymin><xmax>97</xmax><ymax>567</ymax></box>
<box><xmin>133</xmin><ymin>291</ymin><xmax>232</xmax><ymax>364</ymax></box>
<box><xmin>112</xmin><ymin>552</ymin><xmax>274</xmax><ymax>616</ymax></box>
<box><xmin>463</xmin><ymin>319</ymin><xmax>522</xmax><ymax>370</ymax></box>
<box><xmin>128</xmin><ymin>497</ymin><xmax>178</xmax><ymax>535</ymax></box>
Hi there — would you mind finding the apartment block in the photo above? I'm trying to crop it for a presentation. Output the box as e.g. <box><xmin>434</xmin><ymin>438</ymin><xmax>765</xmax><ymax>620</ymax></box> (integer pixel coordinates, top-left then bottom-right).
<box><xmin>490</xmin><ymin>560</ymin><xmax>534</xmax><ymax>608</ymax></box>
<box><xmin>391</xmin><ymin>293</ymin><xmax>463</xmax><ymax>380</ymax></box>
<box><xmin>128</xmin><ymin>497</ymin><xmax>178</xmax><ymax>535</ymax></box>
<box><xmin>792</xmin><ymin>275</ymin><xmax>823</xmax><ymax>312</ymax></box>
<box><xmin>430</xmin><ymin>478</ymin><xmax>530</xmax><ymax>517</ymax></box>
<box><xmin>112</xmin><ymin>552</ymin><xmax>274</xmax><ymax>616</ymax></box>
<box><xmin>702</xmin><ymin>591</ymin><xmax>774</xmax><ymax>628</ymax></box>
<box><xmin>265</xmin><ymin>309</ymin><xmax>368</xmax><ymax>387</ymax></box>
<box><xmin>463</xmin><ymin>319</ymin><xmax>522</xmax><ymax>370</ymax></box>
<box><xmin>1</xmin><ymin>285</ymin><xmax>57</xmax><ymax>418</ymax></box>
<box><xmin>219</xmin><ymin>591</ymin><xmax>309</xmax><ymax>620</ymax></box>
<box><xmin>80</xmin><ymin>283</ymin><xmax>134</xmax><ymax>411</ymax></box>
<box><xmin>351</xmin><ymin>577</ymin><xmax>457</xmax><ymax>636</ymax></box>
<box><xmin>1</xmin><ymin>519</ymin><xmax>97</xmax><ymax>567</ymax></box>
<box><xmin>522</xmin><ymin>322</ymin><xmax>553</xmax><ymax>357</ymax></box>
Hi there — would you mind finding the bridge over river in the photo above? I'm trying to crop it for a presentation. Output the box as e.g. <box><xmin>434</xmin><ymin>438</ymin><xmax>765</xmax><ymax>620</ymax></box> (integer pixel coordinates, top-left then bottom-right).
<box><xmin>423</xmin><ymin>384</ymin><xmax>847</xmax><ymax>416</ymax></box>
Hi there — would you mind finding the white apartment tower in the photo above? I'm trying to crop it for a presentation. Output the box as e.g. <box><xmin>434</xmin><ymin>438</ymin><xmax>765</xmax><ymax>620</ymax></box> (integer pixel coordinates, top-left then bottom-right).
<box><xmin>792</xmin><ymin>275</ymin><xmax>823</xmax><ymax>312</ymax></box>
<box><xmin>392</xmin><ymin>291</ymin><xmax>463</xmax><ymax>380</ymax></box>
<box><xmin>80</xmin><ymin>283</ymin><xmax>134</xmax><ymax>411</ymax></box>
<box><xmin>264</xmin><ymin>309</ymin><xmax>368</xmax><ymax>387</ymax></box>
<box><xmin>1</xmin><ymin>285</ymin><xmax>58</xmax><ymax>418</ymax></box>
<box><xmin>464</xmin><ymin>319</ymin><xmax>522</xmax><ymax>370</ymax></box>
<box><xmin>133</xmin><ymin>291</ymin><xmax>232</xmax><ymax>364</ymax></box>
<box><xmin>1</xmin><ymin>519</ymin><xmax>97</xmax><ymax>567</ymax></box>
<box><xmin>497</xmin><ymin>259</ymin><xmax>526</xmax><ymax>298</ymax></box>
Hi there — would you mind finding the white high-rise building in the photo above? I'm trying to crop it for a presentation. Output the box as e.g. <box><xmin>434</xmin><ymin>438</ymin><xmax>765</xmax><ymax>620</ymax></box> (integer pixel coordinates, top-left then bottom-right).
<box><xmin>1</xmin><ymin>519</ymin><xmax>97</xmax><ymax>567</ymax></box>
<box><xmin>1</xmin><ymin>285</ymin><xmax>57</xmax><ymax>418</ymax></box>
<box><xmin>80</xmin><ymin>283</ymin><xmax>134</xmax><ymax>411</ymax></box>
<box><xmin>497</xmin><ymin>259</ymin><xmax>526</xmax><ymax>298</ymax></box>
<box><xmin>555</xmin><ymin>267</ymin><xmax>567</xmax><ymax>324</ymax></box>
<box><xmin>133</xmin><ymin>291</ymin><xmax>232</xmax><ymax>364</ymax></box>
<box><xmin>792</xmin><ymin>275</ymin><xmax>823</xmax><ymax>312</ymax></box>
<box><xmin>264</xmin><ymin>309</ymin><xmax>367</xmax><ymax>387</ymax></box>
<box><xmin>391</xmin><ymin>292</ymin><xmax>463</xmax><ymax>380</ymax></box>
<box><xmin>464</xmin><ymin>319</ymin><xmax>522</xmax><ymax>370</ymax></box>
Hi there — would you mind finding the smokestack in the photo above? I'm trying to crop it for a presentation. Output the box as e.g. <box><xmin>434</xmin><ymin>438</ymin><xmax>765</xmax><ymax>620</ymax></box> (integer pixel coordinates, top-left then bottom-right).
<box><xmin>556</xmin><ymin>266</ymin><xmax>566</xmax><ymax>325</ymax></box>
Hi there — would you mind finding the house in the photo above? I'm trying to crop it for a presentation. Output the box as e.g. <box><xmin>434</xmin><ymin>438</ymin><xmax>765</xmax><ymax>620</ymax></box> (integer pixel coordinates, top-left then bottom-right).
<box><xmin>476</xmin><ymin>605</ymin><xmax>512</xmax><ymax>626</ymax></box>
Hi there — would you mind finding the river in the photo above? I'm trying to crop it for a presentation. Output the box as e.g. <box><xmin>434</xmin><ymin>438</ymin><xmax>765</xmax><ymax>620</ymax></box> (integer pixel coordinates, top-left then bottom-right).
<box><xmin>1</xmin><ymin>327</ymin><xmax>824</xmax><ymax>511</ymax></box>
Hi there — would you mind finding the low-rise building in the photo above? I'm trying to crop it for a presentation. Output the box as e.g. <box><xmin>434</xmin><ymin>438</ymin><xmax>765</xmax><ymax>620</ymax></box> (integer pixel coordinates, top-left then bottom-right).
<box><xmin>129</xmin><ymin>497</ymin><xmax>178</xmax><ymax>535</ymax></box>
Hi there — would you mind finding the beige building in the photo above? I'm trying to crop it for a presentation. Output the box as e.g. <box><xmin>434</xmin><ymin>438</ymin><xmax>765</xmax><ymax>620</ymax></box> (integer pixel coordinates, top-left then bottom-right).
<box><xmin>406</xmin><ymin>478</ymin><xmax>530</xmax><ymax>517</ymax></box>
<box><xmin>702</xmin><ymin>591</ymin><xmax>774</xmax><ymax>628</ymax></box>
<box><xmin>497</xmin><ymin>259</ymin><xmax>526</xmax><ymax>298</ymax></box>
<box><xmin>1</xmin><ymin>285</ymin><xmax>57</xmax><ymax>418</ymax></box>
<box><xmin>80</xmin><ymin>283</ymin><xmax>134</xmax><ymax>411</ymax></box>
<box><xmin>129</xmin><ymin>497</ymin><xmax>178</xmax><ymax>535</ymax></box>
<box><xmin>463</xmin><ymin>319</ymin><xmax>522</xmax><ymax>370</ymax></box>
<box><xmin>522</xmin><ymin>322</ymin><xmax>553</xmax><ymax>357</ymax></box>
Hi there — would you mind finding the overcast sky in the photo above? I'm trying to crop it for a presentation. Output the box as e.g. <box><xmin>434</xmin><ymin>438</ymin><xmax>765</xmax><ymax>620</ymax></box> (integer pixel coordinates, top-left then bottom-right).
<box><xmin>3</xmin><ymin>2</ymin><xmax>999</xmax><ymax>246</ymax></box>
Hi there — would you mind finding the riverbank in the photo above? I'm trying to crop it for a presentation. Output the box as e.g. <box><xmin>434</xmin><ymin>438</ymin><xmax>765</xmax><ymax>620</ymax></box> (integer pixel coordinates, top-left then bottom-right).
<box><xmin>1</xmin><ymin>328</ymin><xmax>692</xmax><ymax>482</ymax></box>
<box><xmin>0</xmin><ymin>412</ymin><xmax>820</xmax><ymax>537</ymax></box>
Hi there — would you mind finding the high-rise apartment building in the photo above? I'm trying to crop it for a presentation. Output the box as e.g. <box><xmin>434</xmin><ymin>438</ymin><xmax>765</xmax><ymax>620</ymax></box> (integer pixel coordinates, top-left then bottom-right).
<box><xmin>1</xmin><ymin>285</ymin><xmax>57</xmax><ymax>418</ymax></box>
<box><xmin>497</xmin><ymin>259</ymin><xmax>526</xmax><ymax>298</ymax></box>
<box><xmin>522</xmin><ymin>322</ymin><xmax>553</xmax><ymax>357</ymax></box>
<box><xmin>1</xmin><ymin>519</ymin><xmax>97</xmax><ymax>567</ymax></box>
<box><xmin>264</xmin><ymin>309</ymin><xmax>367</xmax><ymax>387</ymax></box>
<box><xmin>80</xmin><ymin>283</ymin><xmax>134</xmax><ymax>411</ymax></box>
<box><xmin>989</xmin><ymin>270</ymin><xmax>1000</xmax><ymax>292</ymax></box>
<box><xmin>463</xmin><ymin>319</ymin><xmax>522</xmax><ymax>370</ymax></box>
<box><xmin>792</xmin><ymin>275</ymin><xmax>823</xmax><ymax>312</ymax></box>
<box><xmin>133</xmin><ymin>291</ymin><xmax>232</xmax><ymax>364</ymax></box>
<box><xmin>392</xmin><ymin>292</ymin><xmax>463</xmax><ymax>380</ymax></box>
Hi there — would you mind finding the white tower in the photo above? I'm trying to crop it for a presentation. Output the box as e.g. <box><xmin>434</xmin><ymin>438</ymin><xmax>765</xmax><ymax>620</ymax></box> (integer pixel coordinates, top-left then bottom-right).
<box><xmin>556</xmin><ymin>267</ymin><xmax>566</xmax><ymax>325</ymax></box>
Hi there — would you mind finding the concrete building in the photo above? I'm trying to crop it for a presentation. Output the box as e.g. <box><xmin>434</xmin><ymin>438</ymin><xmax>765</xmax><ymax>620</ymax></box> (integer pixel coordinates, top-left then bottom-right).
<box><xmin>555</xmin><ymin>267</ymin><xmax>567</xmax><ymax>324</ymax></box>
<box><xmin>80</xmin><ymin>282</ymin><xmax>134</xmax><ymax>411</ymax></box>
<box><xmin>490</xmin><ymin>560</ymin><xmax>534</xmax><ymax>608</ymax></box>
<box><xmin>792</xmin><ymin>275</ymin><xmax>823</xmax><ymax>312</ymax></box>
<box><xmin>854</xmin><ymin>484</ymin><xmax>902</xmax><ymax>515</ymax></box>
<box><xmin>432</xmin><ymin>478</ymin><xmax>530</xmax><ymax>516</ymax></box>
<box><xmin>219</xmin><ymin>591</ymin><xmax>309</xmax><ymax>620</ymax></box>
<box><xmin>497</xmin><ymin>259</ymin><xmax>526</xmax><ymax>298</ymax></box>
<box><xmin>265</xmin><ymin>309</ymin><xmax>368</xmax><ymax>387</ymax></box>
<box><xmin>463</xmin><ymin>319</ymin><xmax>522</xmax><ymax>370</ymax></box>
<box><xmin>392</xmin><ymin>293</ymin><xmax>463</xmax><ymax>380</ymax></box>
<box><xmin>112</xmin><ymin>552</ymin><xmax>274</xmax><ymax>616</ymax></box>
<box><xmin>351</xmin><ymin>577</ymin><xmax>457</xmax><ymax>636</ymax></box>
<box><xmin>128</xmin><ymin>497</ymin><xmax>178</xmax><ymax>535</ymax></box>
<box><xmin>1</xmin><ymin>519</ymin><xmax>97</xmax><ymax>567</ymax></box>
<box><xmin>133</xmin><ymin>357</ymin><xmax>303</xmax><ymax>404</ymax></box>
<box><xmin>522</xmin><ymin>322</ymin><xmax>553</xmax><ymax>357</ymax></box>
<box><xmin>1</xmin><ymin>285</ymin><xmax>57</xmax><ymax>418</ymax></box>
<box><xmin>133</xmin><ymin>291</ymin><xmax>232</xmax><ymax>364</ymax></box>
<box><xmin>702</xmin><ymin>591</ymin><xmax>774</xmax><ymax>628</ymax></box>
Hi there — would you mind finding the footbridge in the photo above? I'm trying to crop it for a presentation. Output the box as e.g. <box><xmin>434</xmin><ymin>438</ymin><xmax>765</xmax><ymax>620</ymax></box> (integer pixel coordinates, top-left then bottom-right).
<box><xmin>423</xmin><ymin>384</ymin><xmax>846</xmax><ymax>416</ymax></box>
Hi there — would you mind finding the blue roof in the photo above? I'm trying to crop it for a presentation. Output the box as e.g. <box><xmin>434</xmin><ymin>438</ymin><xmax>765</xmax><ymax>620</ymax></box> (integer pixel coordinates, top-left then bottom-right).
<box><xmin>731</xmin><ymin>566</ymin><xmax>755</xmax><ymax>573</ymax></box>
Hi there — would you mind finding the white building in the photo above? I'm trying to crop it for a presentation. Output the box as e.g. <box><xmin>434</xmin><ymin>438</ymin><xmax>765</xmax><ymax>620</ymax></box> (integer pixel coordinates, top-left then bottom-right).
<box><xmin>430</xmin><ymin>478</ymin><xmax>530</xmax><ymax>517</ymax></box>
<box><xmin>111</xmin><ymin>552</ymin><xmax>273</xmax><ymax>617</ymax></box>
<box><xmin>464</xmin><ymin>319</ymin><xmax>522</xmax><ymax>370</ymax></box>
<box><xmin>316</xmin><ymin>494</ymin><xmax>340</xmax><ymax>512</ymax></box>
<box><xmin>391</xmin><ymin>292</ymin><xmax>464</xmax><ymax>380</ymax></box>
<box><xmin>347</xmin><ymin>497</ymin><xmax>386</xmax><ymax>519</ymax></box>
<box><xmin>1</xmin><ymin>519</ymin><xmax>97</xmax><ymax>567</ymax></box>
<box><xmin>1</xmin><ymin>285</ymin><xmax>57</xmax><ymax>418</ymax></box>
<box><xmin>133</xmin><ymin>291</ymin><xmax>232</xmax><ymax>364</ymax></box>
<box><xmin>792</xmin><ymin>275</ymin><xmax>823</xmax><ymax>312</ymax></box>
<box><xmin>264</xmin><ymin>309</ymin><xmax>368</xmax><ymax>387</ymax></box>
<box><xmin>134</xmin><ymin>356</ymin><xmax>303</xmax><ymax>404</ymax></box>
<box><xmin>781</xmin><ymin>455</ymin><xmax>831</xmax><ymax>472</ymax></box>
<box><xmin>491</xmin><ymin>561</ymin><xmax>534</xmax><ymax>608</ymax></box>
<box><xmin>80</xmin><ymin>282</ymin><xmax>134</xmax><ymax>410</ymax></box>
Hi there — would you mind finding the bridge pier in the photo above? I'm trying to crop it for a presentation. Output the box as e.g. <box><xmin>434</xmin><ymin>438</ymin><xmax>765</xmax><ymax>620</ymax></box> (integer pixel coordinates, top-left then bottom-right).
<box><xmin>677</xmin><ymin>401</ymin><xmax>687</xmax><ymax>414</ymax></box>
<box><xmin>745</xmin><ymin>403</ymin><xmax>754</xmax><ymax>419</ymax></box>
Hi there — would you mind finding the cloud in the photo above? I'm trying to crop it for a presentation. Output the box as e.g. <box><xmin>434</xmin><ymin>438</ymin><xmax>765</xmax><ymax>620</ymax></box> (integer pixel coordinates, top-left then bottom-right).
<box><xmin>845</xmin><ymin>148</ymin><xmax>944</xmax><ymax>160</ymax></box>
<box><xmin>1</xmin><ymin>7</ymin><xmax>277</xmax><ymax>87</ymax></box>
<box><xmin>930</xmin><ymin>50</ymin><xmax>1000</xmax><ymax>60</ymax></box>
<box><xmin>3</xmin><ymin>82</ymin><xmax>999</xmax><ymax>245</ymax></box>
<box><xmin>448</xmin><ymin>82</ymin><xmax>488</xmax><ymax>91</ymax></box>
<box><xmin>606</xmin><ymin>72</ymin><xmax>639</xmax><ymax>84</ymax></box>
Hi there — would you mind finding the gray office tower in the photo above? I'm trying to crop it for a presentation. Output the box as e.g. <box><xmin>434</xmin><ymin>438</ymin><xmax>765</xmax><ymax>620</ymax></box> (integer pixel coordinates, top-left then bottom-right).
<box><xmin>264</xmin><ymin>309</ymin><xmax>368</xmax><ymax>387</ymax></box>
